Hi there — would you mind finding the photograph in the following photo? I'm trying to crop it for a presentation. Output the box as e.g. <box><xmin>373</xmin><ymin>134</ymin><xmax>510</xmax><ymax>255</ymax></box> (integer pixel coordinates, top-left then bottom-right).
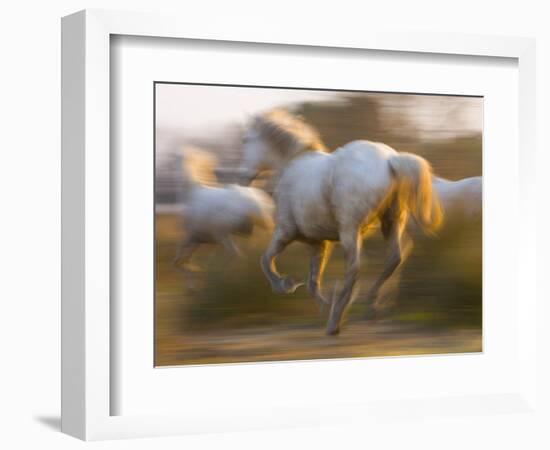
<box><xmin>154</xmin><ymin>83</ymin><xmax>483</xmax><ymax>366</ymax></box>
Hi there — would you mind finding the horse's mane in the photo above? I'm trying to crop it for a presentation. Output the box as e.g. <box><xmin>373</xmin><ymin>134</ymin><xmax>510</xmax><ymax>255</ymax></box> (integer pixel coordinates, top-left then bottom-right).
<box><xmin>180</xmin><ymin>145</ymin><xmax>219</xmax><ymax>187</ymax></box>
<box><xmin>253</xmin><ymin>109</ymin><xmax>328</xmax><ymax>154</ymax></box>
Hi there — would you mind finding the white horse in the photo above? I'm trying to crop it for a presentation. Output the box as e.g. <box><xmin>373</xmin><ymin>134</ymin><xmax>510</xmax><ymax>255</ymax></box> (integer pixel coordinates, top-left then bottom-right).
<box><xmin>239</xmin><ymin>110</ymin><xmax>443</xmax><ymax>335</ymax></box>
<box><xmin>239</xmin><ymin>110</ymin><xmax>483</xmax><ymax>330</ymax></box>
<box><xmin>173</xmin><ymin>146</ymin><xmax>275</xmax><ymax>271</ymax></box>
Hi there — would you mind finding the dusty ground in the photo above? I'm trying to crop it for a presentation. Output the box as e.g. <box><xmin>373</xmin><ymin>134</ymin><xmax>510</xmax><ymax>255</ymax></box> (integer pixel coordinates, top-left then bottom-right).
<box><xmin>155</xmin><ymin>293</ymin><xmax>482</xmax><ymax>366</ymax></box>
<box><xmin>155</xmin><ymin>213</ymin><xmax>482</xmax><ymax>367</ymax></box>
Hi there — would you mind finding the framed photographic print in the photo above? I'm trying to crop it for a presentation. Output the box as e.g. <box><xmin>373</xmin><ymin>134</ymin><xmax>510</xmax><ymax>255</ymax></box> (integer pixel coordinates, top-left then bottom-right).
<box><xmin>61</xmin><ymin>9</ymin><xmax>538</xmax><ymax>441</ymax></box>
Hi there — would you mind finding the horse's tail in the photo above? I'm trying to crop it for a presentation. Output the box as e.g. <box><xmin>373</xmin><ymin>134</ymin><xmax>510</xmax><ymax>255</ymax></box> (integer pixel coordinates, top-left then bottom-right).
<box><xmin>388</xmin><ymin>152</ymin><xmax>442</xmax><ymax>234</ymax></box>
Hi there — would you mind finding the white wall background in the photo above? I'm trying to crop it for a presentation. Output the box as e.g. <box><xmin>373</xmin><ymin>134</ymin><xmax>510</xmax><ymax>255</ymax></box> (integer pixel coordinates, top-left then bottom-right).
<box><xmin>0</xmin><ymin>1</ymin><xmax>548</xmax><ymax>449</ymax></box>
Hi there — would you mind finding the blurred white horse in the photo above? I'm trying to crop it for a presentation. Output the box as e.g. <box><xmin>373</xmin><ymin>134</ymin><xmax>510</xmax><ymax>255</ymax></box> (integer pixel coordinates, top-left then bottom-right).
<box><xmin>240</xmin><ymin>111</ymin><xmax>483</xmax><ymax>331</ymax></box>
<box><xmin>239</xmin><ymin>110</ymin><xmax>443</xmax><ymax>335</ymax></box>
<box><xmin>173</xmin><ymin>146</ymin><xmax>274</xmax><ymax>271</ymax></box>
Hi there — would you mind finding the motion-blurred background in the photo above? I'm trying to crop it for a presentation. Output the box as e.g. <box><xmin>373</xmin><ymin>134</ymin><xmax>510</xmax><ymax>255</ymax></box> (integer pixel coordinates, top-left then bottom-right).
<box><xmin>155</xmin><ymin>84</ymin><xmax>482</xmax><ymax>366</ymax></box>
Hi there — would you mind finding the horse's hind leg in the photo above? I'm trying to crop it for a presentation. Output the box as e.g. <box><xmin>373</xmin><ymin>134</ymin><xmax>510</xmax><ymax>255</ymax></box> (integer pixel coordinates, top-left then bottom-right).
<box><xmin>327</xmin><ymin>229</ymin><xmax>361</xmax><ymax>335</ymax></box>
<box><xmin>364</xmin><ymin>213</ymin><xmax>412</xmax><ymax>319</ymax></box>
<box><xmin>261</xmin><ymin>226</ymin><xmax>303</xmax><ymax>294</ymax></box>
<box><xmin>307</xmin><ymin>240</ymin><xmax>333</xmax><ymax>310</ymax></box>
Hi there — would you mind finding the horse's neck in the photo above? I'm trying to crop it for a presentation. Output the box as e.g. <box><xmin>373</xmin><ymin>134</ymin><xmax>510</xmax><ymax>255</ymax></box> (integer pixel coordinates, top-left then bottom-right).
<box><xmin>280</xmin><ymin>141</ymin><xmax>326</xmax><ymax>165</ymax></box>
<box><xmin>178</xmin><ymin>176</ymin><xmax>200</xmax><ymax>202</ymax></box>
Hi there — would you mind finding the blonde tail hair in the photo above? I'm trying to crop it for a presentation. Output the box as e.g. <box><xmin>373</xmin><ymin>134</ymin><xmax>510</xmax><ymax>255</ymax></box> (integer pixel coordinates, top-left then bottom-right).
<box><xmin>388</xmin><ymin>152</ymin><xmax>442</xmax><ymax>234</ymax></box>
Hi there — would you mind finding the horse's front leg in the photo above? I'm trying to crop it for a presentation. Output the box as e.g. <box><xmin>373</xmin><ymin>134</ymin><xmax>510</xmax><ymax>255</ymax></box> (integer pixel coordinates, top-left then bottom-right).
<box><xmin>173</xmin><ymin>235</ymin><xmax>199</xmax><ymax>272</ymax></box>
<box><xmin>261</xmin><ymin>227</ymin><xmax>303</xmax><ymax>294</ymax></box>
<box><xmin>364</xmin><ymin>215</ymin><xmax>412</xmax><ymax>319</ymax></box>
<box><xmin>327</xmin><ymin>230</ymin><xmax>361</xmax><ymax>335</ymax></box>
<box><xmin>307</xmin><ymin>240</ymin><xmax>333</xmax><ymax>311</ymax></box>
<box><xmin>219</xmin><ymin>235</ymin><xmax>243</xmax><ymax>258</ymax></box>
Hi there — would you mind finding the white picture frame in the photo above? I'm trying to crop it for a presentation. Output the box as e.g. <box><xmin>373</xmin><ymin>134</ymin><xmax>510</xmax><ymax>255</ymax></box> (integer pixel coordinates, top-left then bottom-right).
<box><xmin>61</xmin><ymin>9</ymin><xmax>537</xmax><ymax>441</ymax></box>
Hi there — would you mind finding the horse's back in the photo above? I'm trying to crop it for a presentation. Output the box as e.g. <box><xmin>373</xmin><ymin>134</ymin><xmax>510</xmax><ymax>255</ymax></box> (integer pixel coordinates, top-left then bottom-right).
<box><xmin>331</xmin><ymin>140</ymin><xmax>395</xmax><ymax>183</ymax></box>
<box><xmin>434</xmin><ymin>176</ymin><xmax>482</xmax><ymax>223</ymax></box>
<box><xmin>185</xmin><ymin>185</ymin><xmax>272</xmax><ymax>236</ymax></box>
<box><xmin>330</xmin><ymin>141</ymin><xmax>395</xmax><ymax>225</ymax></box>
<box><xmin>334</xmin><ymin>140</ymin><xmax>396</xmax><ymax>159</ymax></box>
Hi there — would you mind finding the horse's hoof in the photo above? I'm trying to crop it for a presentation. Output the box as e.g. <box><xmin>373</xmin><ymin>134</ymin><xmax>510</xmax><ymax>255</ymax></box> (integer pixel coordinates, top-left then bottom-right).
<box><xmin>326</xmin><ymin>325</ymin><xmax>340</xmax><ymax>336</ymax></box>
<box><xmin>275</xmin><ymin>277</ymin><xmax>304</xmax><ymax>294</ymax></box>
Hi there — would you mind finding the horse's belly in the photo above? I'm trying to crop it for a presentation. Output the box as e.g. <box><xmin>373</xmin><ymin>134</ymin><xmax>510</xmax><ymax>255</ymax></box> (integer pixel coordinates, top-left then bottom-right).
<box><xmin>296</xmin><ymin>215</ymin><xmax>339</xmax><ymax>241</ymax></box>
<box><xmin>291</xmin><ymin>197</ymin><xmax>338</xmax><ymax>241</ymax></box>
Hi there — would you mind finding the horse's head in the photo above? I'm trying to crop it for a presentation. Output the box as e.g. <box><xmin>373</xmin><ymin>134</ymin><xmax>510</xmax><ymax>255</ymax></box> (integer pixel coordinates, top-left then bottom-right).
<box><xmin>237</xmin><ymin>125</ymin><xmax>274</xmax><ymax>185</ymax></box>
<box><xmin>237</xmin><ymin>109</ymin><xmax>327</xmax><ymax>186</ymax></box>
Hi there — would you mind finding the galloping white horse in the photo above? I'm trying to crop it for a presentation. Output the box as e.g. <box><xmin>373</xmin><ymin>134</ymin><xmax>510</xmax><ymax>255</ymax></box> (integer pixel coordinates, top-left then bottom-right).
<box><xmin>173</xmin><ymin>146</ymin><xmax>275</xmax><ymax>271</ymax></box>
<box><xmin>239</xmin><ymin>110</ymin><xmax>443</xmax><ymax>335</ymax></box>
<box><xmin>239</xmin><ymin>110</ymin><xmax>483</xmax><ymax>332</ymax></box>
